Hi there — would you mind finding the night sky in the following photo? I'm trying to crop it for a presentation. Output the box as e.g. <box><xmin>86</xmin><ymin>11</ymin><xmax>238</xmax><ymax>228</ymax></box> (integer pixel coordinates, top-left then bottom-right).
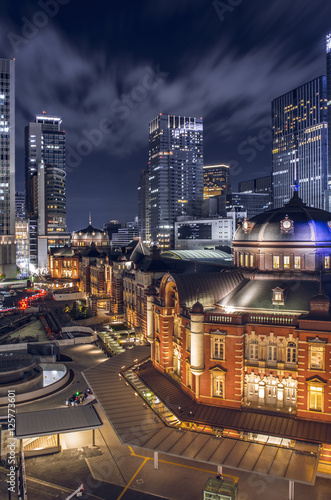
<box><xmin>1</xmin><ymin>0</ymin><xmax>330</xmax><ymax>231</ymax></box>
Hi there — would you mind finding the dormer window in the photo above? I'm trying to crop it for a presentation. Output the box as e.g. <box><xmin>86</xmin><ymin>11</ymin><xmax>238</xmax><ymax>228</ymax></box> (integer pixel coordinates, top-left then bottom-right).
<box><xmin>272</xmin><ymin>287</ymin><xmax>284</xmax><ymax>305</ymax></box>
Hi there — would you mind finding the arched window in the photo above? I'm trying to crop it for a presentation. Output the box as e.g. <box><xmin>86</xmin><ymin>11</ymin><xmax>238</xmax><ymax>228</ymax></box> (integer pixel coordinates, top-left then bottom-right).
<box><xmin>286</xmin><ymin>342</ymin><xmax>296</xmax><ymax>364</ymax></box>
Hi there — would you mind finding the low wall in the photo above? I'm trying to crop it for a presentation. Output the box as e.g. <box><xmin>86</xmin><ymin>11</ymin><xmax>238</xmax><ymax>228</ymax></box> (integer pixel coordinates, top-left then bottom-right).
<box><xmin>0</xmin><ymin>343</ymin><xmax>28</xmax><ymax>352</ymax></box>
<box><xmin>0</xmin><ymin>367</ymin><xmax>70</xmax><ymax>406</ymax></box>
<box><xmin>62</xmin><ymin>326</ymin><xmax>95</xmax><ymax>334</ymax></box>
<box><xmin>53</xmin><ymin>292</ymin><xmax>85</xmax><ymax>301</ymax></box>
<box><xmin>24</xmin><ymin>446</ymin><xmax>61</xmax><ymax>457</ymax></box>
<box><xmin>57</xmin><ymin>335</ymin><xmax>97</xmax><ymax>346</ymax></box>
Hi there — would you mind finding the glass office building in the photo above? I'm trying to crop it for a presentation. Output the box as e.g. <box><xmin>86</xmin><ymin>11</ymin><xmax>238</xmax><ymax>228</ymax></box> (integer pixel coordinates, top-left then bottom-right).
<box><xmin>25</xmin><ymin>114</ymin><xmax>69</xmax><ymax>268</ymax></box>
<box><xmin>327</xmin><ymin>33</ymin><xmax>331</xmax><ymax>189</ymax></box>
<box><xmin>146</xmin><ymin>114</ymin><xmax>204</xmax><ymax>249</ymax></box>
<box><xmin>0</xmin><ymin>58</ymin><xmax>16</xmax><ymax>278</ymax></box>
<box><xmin>272</xmin><ymin>76</ymin><xmax>328</xmax><ymax>209</ymax></box>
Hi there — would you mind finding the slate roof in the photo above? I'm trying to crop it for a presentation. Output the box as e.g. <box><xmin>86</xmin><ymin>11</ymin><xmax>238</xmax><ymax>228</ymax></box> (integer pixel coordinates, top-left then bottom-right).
<box><xmin>169</xmin><ymin>270</ymin><xmax>245</xmax><ymax>309</ymax></box>
<box><xmin>49</xmin><ymin>246</ymin><xmax>76</xmax><ymax>257</ymax></box>
<box><xmin>161</xmin><ymin>249</ymin><xmax>233</xmax><ymax>265</ymax></box>
<box><xmin>15</xmin><ymin>405</ymin><xmax>102</xmax><ymax>438</ymax></box>
<box><xmin>137</xmin><ymin>360</ymin><xmax>331</xmax><ymax>446</ymax></box>
<box><xmin>83</xmin><ymin>347</ymin><xmax>320</xmax><ymax>485</ymax></box>
<box><xmin>73</xmin><ymin>224</ymin><xmax>107</xmax><ymax>237</ymax></box>
<box><xmin>219</xmin><ymin>275</ymin><xmax>331</xmax><ymax>313</ymax></box>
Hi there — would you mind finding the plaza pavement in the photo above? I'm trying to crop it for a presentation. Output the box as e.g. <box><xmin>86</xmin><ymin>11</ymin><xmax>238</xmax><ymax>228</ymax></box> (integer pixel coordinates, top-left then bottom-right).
<box><xmin>0</xmin><ymin>344</ymin><xmax>330</xmax><ymax>499</ymax></box>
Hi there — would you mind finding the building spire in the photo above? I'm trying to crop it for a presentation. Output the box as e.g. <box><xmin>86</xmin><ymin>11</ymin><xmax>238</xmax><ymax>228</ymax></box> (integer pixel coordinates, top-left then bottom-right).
<box><xmin>89</xmin><ymin>211</ymin><xmax>92</xmax><ymax>226</ymax></box>
<box><xmin>291</xmin><ymin>148</ymin><xmax>300</xmax><ymax>193</ymax></box>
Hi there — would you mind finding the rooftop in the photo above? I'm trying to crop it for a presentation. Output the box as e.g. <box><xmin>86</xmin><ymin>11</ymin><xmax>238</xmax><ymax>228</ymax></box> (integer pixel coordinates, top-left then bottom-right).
<box><xmin>83</xmin><ymin>347</ymin><xmax>320</xmax><ymax>486</ymax></box>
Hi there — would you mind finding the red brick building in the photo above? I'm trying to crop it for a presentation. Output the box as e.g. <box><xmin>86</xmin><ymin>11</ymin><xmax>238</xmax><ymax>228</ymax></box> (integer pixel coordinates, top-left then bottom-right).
<box><xmin>146</xmin><ymin>193</ymin><xmax>331</xmax><ymax>463</ymax></box>
<box><xmin>48</xmin><ymin>246</ymin><xmax>80</xmax><ymax>281</ymax></box>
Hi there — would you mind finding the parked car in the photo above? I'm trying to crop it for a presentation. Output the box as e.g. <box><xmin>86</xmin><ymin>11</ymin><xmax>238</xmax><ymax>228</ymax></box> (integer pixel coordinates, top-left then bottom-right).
<box><xmin>65</xmin><ymin>391</ymin><xmax>87</xmax><ymax>406</ymax></box>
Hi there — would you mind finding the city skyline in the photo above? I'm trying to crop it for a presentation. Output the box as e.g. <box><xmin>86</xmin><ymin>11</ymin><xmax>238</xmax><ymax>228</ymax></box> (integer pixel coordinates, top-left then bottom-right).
<box><xmin>0</xmin><ymin>1</ymin><xmax>330</xmax><ymax>231</ymax></box>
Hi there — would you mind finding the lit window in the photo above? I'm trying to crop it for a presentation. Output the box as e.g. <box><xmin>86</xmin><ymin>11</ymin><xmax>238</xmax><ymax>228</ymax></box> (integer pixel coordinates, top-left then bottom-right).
<box><xmin>272</xmin><ymin>288</ymin><xmax>284</xmax><ymax>305</ymax></box>
<box><xmin>212</xmin><ymin>336</ymin><xmax>225</xmax><ymax>360</ymax></box>
<box><xmin>294</xmin><ymin>256</ymin><xmax>301</xmax><ymax>269</ymax></box>
<box><xmin>273</xmin><ymin>256</ymin><xmax>280</xmax><ymax>269</ymax></box>
<box><xmin>250</xmin><ymin>254</ymin><xmax>254</xmax><ymax>267</ymax></box>
<box><xmin>309</xmin><ymin>344</ymin><xmax>325</xmax><ymax>370</ymax></box>
<box><xmin>240</xmin><ymin>254</ymin><xmax>244</xmax><ymax>266</ymax></box>
<box><xmin>284</xmin><ymin>256</ymin><xmax>290</xmax><ymax>269</ymax></box>
<box><xmin>309</xmin><ymin>384</ymin><xmax>324</xmax><ymax>412</ymax></box>
<box><xmin>325</xmin><ymin>256</ymin><xmax>330</xmax><ymax>269</ymax></box>
<box><xmin>213</xmin><ymin>376</ymin><xmax>224</xmax><ymax>398</ymax></box>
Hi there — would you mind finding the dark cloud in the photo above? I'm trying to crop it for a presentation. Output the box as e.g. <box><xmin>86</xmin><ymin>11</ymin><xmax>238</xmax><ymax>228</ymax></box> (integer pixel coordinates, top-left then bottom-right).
<box><xmin>0</xmin><ymin>0</ymin><xmax>330</xmax><ymax>229</ymax></box>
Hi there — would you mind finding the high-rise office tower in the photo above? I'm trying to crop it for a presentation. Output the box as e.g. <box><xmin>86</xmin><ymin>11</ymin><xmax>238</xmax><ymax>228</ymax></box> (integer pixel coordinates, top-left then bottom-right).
<box><xmin>272</xmin><ymin>76</ymin><xmax>328</xmax><ymax>209</ymax></box>
<box><xmin>326</xmin><ymin>33</ymin><xmax>331</xmax><ymax>188</ymax></box>
<box><xmin>0</xmin><ymin>58</ymin><xmax>16</xmax><ymax>278</ymax></box>
<box><xmin>25</xmin><ymin>114</ymin><xmax>69</xmax><ymax>269</ymax></box>
<box><xmin>239</xmin><ymin>175</ymin><xmax>271</xmax><ymax>195</ymax></box>
<box><xmin>203</xmin><ymin>164</ymin><xmax>231</xmax><ymax>199</ymax></box>
<box><xmin>145</xmin><ymin>114</ymin><xmax>204</xmax><ymax>249</ymax></box>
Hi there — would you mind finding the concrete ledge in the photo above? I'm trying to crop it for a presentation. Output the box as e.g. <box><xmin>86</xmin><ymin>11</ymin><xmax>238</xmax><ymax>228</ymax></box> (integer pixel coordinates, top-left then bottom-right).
<box><xmin>0</xmin><ymin>366</ymin><xmax>70</xmax><ymax>405</ymax></box>
<box><xmin>24</xmin><ymin>446</ymin><xmax>61</xmax><ymax>457</ymax></box>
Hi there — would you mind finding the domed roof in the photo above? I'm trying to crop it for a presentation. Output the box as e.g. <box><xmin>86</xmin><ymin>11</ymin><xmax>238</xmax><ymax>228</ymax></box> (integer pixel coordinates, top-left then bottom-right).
<box><xmin>233</xmin><ymin>193</ymin><xmax>331</xmax><ymax>243</ymax></box>
<box><xmin>72</xmin><ymin>224</ymin><xmax>108</xmax><ymax>240</ymax></box>
<box><xmin>191</xmin><ymin>300</ymin><xmax>204</xmax><ymax>314</ymax></box>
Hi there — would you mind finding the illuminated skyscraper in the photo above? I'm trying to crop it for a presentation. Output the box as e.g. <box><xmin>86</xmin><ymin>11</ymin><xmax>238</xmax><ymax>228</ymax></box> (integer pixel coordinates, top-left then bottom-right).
<box><xmin>25</xmin><ymin>114</ymin><xmax>69</xmax><ymax>269</ymax></box>
<box><xmin>271</xmin><ymin>76</ymin><xmax>328</xmax><ymax>209</ymax></box>
<box><xmin>326</xmin><ymin>32</ymin><xmax>331</xmax><ymax>187</ymax></box>
<box><xmin>0</xmin><ymin>58</ymin><xmax>16</xmax><ymax>278</ymax></box>
<box><xmin>145</xmin><ymin>114</ymin><xmax>204</xmax><ymax>249</ymax></box>
<box><xmin>203</xmin><ymin>164</ymin><xmax>231</xmax><ymax>199</ymax></box>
